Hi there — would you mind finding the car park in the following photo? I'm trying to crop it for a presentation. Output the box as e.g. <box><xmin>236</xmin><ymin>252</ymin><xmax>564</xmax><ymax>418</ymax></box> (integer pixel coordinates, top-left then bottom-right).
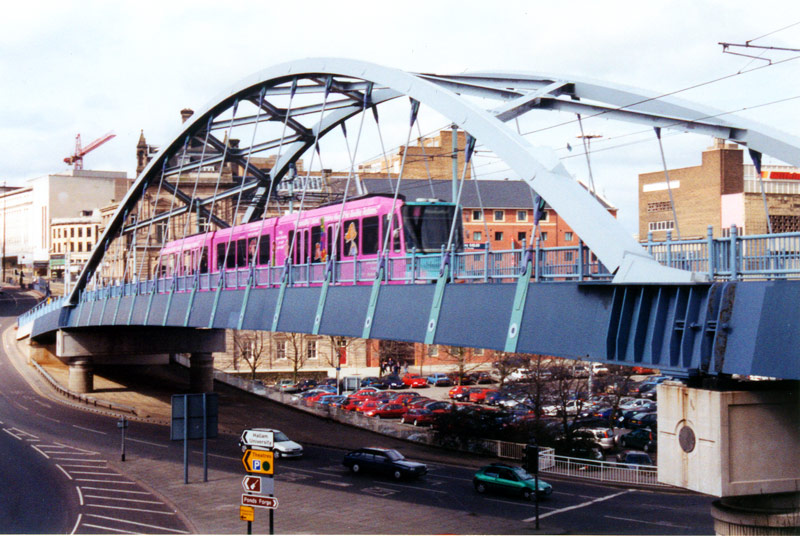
<box><xmin>448</xmin><ymin>385</ymin><xmax>473</xmax><ymax>401</ymax></box>
<box><xmin>468</xmin><ymin>388</ymin><xmax>496</xmax><ymax>404</ymax></box>
<box><xmin>342</xmin><ymin>447</ymin><xmax>427</xmax><ymax>480</ymax></box>
<box><xmin>239</xmin><ymin>428</ymin><xmax>303</xmax><ymax>458</ymax></box>
<box><xmin>315</xmin><ymin>394</ymin><xmax>346</xmax><ymax>408</ymax></box>
<box><xmin>276</xmin><ymin>379</ymin><xmax>298</xmax><ymax>393</ymax></box>
<box><xmin>629</xmin><ymin>411</ymin><xmax>658</xmax><ymax>429</ymax></box>
<box><xmin>619</xmin><ymin>398</ymin><xmax>656</xmax><ymax>412</ymax></box>
<box><xmin>574</xmin><ymin>427</ymin><xmax>615</xmax><ymax>450</ymax></box>
<box><xmin>473</xmin><ymin>463</ymin><xmax>552</xmax><ymax>500</ymax></box>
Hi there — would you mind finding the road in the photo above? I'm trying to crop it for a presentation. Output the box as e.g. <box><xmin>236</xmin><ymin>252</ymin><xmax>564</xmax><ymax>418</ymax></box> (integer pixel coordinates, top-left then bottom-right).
<box><xmin>0</xmin><ymin>287</ymin><xmax>715</xmax><ymax>534</ymax></box>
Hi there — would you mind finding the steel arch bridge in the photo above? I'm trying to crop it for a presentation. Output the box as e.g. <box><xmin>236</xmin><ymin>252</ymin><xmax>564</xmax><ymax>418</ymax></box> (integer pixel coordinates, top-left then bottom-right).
<box><xmin>19</xmin><ymin>57</ymin><xmax>800</xmax><ymax>381</ymax></box>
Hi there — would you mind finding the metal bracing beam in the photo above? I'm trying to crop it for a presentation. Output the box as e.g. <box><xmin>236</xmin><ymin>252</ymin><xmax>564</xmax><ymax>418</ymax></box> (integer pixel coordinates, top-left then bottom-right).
<box><xmin>416</xmin><ymin>73</ymin><xmax>526</xmax><ymax>100</ymax></box>
<box><xmin>490</xmin><ymin>81</ymin><xmax>572</xmax><ymax>122</ymax></box>
<box><xmin>247</xmin><ymin>95</ymin><xmax>311</xmax><ymax>137</ymax></box>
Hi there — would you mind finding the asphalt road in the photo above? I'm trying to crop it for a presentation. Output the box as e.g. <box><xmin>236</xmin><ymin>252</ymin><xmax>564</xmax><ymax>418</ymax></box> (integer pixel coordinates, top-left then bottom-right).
<box><xmin>0</xmin><ymin>288</ymin><xmax>716</xmax><ymax>534</ymax></box>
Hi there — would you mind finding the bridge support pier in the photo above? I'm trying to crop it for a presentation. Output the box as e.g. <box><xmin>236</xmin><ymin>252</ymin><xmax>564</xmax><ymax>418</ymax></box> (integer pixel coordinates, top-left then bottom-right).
<box><xmin>711</xmin><ymin>492</ymin><xmax>800</xmax><ymax>535</ymax></box>
<box><xmin>189</xmin><ymin>352</ymin><xmax>214</xmax><ymax>393</ymax></box>
<box><xmin>68</xmin><ymin>357</ymin><xmax>93</xmax><ymax>394</ymax></box>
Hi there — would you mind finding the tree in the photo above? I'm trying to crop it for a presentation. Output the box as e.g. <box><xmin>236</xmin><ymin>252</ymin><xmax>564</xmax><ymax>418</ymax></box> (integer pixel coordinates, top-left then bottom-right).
<box><xmin>378</xmin><ymin>340</ymin><xmax>415</xmax><ymax>375</ymax></box>
<box><xmin>232</xmin><ymin>330</ymin><xmax>271</xmax><ymax>380</ymax></box>
<box><xmin>284</xmin><ymin>332</ymin><xmax>307</xmax><ymax>383</ymax></box>
<box><xmin>492</xmin><ymin>351</ymin><xmax>530</xmax><ymax>385</ymax></box>
<box><xmin>439</xmin><ymin>346</ymin><xmax>486</xmax><ymax>386</ymax></box>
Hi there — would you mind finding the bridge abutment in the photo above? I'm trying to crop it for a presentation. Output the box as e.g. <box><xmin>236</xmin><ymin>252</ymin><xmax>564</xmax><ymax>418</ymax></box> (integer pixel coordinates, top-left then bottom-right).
<box><xmin>711</xmin><ymin>493</ymin><xmax>800</xmax><ymax>535</ymax></box>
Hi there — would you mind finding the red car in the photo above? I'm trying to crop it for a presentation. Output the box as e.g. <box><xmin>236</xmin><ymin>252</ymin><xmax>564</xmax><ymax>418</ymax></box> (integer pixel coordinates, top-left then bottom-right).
<box><xmin>358</xmin><ymin>399</ymin><xmax>381</xmax><ymax>413</ymax></box>
<box><xmin>349</xmin><ymin>388</ymin><xmax>381</xmax><ymax>401</ymax></box>
<box><xmin>393</xmin><ymin>393</ymin><xmax>421</xmax><ymax>406</ymax></box>
<box><xmin>342</xmin><ymin>397</ymin><xmax>365</xmax><ymax>411</ymax></box>
<box><xmin>365</xmin><ymin>402</ymin><xmax>407</xmax><ymax>419</ymax></box>
<box><xmin>448</xmin><ymin>385</ymin><xmax>472</xmax><ymax>400</ymax></box>
<box><xmin>400</xmin><ymin>408</ymin><xmax>437</xmax><ymax>426</ymax></box>
<box><xmin>406</xmin><ymin>397</ymin><xmax>435</xmax><ymax>410</ymax></box>
<box><xmin>469</xmin><ymin>388</ymin><xmax>496</xmax><ymax>404</ymax></box>
<box><xmin>402</xmin><ymin>374</ymin><xmax>428</xmax><ymax>388</ymax></box>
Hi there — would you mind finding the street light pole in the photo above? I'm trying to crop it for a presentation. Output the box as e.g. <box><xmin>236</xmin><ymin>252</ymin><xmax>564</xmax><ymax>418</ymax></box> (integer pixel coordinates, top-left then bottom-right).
<box><xmin>2</xmin><ymin>181</ymin><xmax>6</xmax><ymax>285</ymax></box>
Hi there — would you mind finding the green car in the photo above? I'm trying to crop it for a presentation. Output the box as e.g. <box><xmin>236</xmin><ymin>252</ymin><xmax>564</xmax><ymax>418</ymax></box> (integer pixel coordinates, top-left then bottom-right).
<box><xmin>473</xmin><ymin>463</ymin><xmax>552</xmax><ymax>500</ymax></box>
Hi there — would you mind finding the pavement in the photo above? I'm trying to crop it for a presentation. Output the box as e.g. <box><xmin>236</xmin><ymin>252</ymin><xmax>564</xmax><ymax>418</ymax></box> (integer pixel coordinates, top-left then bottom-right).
<box><xmin>8</xmin><ymin>297</ymin><xmax>510</xmax><ymax>534</ymax></box>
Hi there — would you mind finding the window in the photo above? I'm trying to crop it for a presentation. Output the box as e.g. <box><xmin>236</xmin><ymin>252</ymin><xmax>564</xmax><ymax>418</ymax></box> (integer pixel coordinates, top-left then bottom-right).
<box><xmin>564</xmin><ymin>251</ymin><xmax>574</xmax><ymax>261</ymax></box>
<box><xmin>648</xmin><ymin>220</ymin><xmax>675</xmax><ymax>232</ymax></box>
<box><xmin>87</xmin><ymin>227</ymin><xmax>92</xmax><ymax>238</ymax></box>
<box><xmin>647</xmin><ymin>201</ymin><xmax>672</xmax><ymax>213</ymax></box>
<box><xmin>276</xmin><ymin>341</ymin><xmax>287</xmax><ymax>360</ymax></box>
<box><xmin>472</xmin><ymin>231</ymin><xmax>482</xmax><ymax>241</ymax></box>
<box><xmin>517</xmin><ymin>210</ymin><xmax>527</xmax><ymax>222</ymax></box>
<box><xmin>494</xmin><ymin>231</ymin><xmax>503</xmax><ymax>241</ymax></box>
<box><xmin>71</xmin><ymin>228</ymin><xmax>75</xmax><ymax>238</ymax></box>
<box><xmin>428</xmin><ymin>345</ymin><xmax>439</xmax><ymax>357</ymax></box>
<box><xmin>258</xmin><ymin>235</ymin><xmax>271</xmax><ymax>265</ymax></box>
<box><xmin>361</xmin><ymin>216</ymin><xmax>379</xmax><ymax>255</ymax></box>
<box><xmin>517</xmin><ymin>231</ymin><xmax>527</xmax><ymax>243</ymax></box>
<box><xmin>78</xmin><ymin>228</ymin><xmax>83</xmax><ymax>238</ymax></box>
<box><xmin>472</xmin><ymin>210</ymin><xmax>483</xmax><ymax>221</ymax></box>
<box><xmin>343</xmin><ymin>219</ymin><xmax>358</xmax><ymax>257</ymax></box>
<box><xmin>564</xmin><ymin>232</ymin><xmax>573</xmax><ymax>242</ymax></box>
<box><xmin>307</xmin><ymin>340</ymin><xmax>317</xmax><ymax>360</ymax></box>
<box><xmin>540</xmin><ymin>231</ymin><xmax>548</xmax><ymax>242</ymax></box>
<box><xmin>494</xmin><ymin>210</ymin><xmax>505</xmax><ymax>222</ymax></box>
<box><xmin>474</xmin><ymin>348</ymin><xmax>484</xmax><ymax>356</ymax></box>
<box><xmin>77</xmin><ymin>243</ymin><xmax>83</xmax><ymax>252</ymax></box>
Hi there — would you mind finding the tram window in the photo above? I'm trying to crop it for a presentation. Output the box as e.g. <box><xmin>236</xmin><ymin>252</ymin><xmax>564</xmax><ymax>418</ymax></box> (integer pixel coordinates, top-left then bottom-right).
<box><xmin>216</xmin><ymin>243</ymin><xmax>226</xmax><ymax>270</ymax></box>
<box><xmin>183</xmin><ymin>251</ymin><xmax>192</xmax><ymax>275</ymax></box>
<box><xmin>311</xmin><ymin>224</ymin><xmax>325</xmax><ymax>262</ymax></box>
<box><xmin>362</xmin><ymin>216</ymin><xmax>379</xmax><ymax>255</ymax></box>
<box><xmin>200</xmin><ymin>247</ymin><xmax>209</xmax><ymax>273</ymax></box>
<box><xmin>327</xmin><ymin>225</ymin><xmax>336</xmax><ymax>259</ymax></box>
<box><xmin>343</xmin><ymin>219</ymin><xmax>359</xmax><ymax>257</ymax></box>
<box><xmin>234</xmin><ymin>239</ymin><xmax>245</xmax><ymax>267</ymax></box>
<box><xmin>384</xmin><ymin>215</ymin><xmax>402</xmax><ymax>253</ymax></box>
<box><xmin>258</xmin><ymin>235</ymin><xmax>270</xmax><ymax>265</ymax></box>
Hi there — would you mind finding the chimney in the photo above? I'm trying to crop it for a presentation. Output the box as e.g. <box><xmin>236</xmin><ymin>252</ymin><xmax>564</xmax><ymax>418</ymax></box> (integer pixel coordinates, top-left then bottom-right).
<box><xmin>180</xmin><ymin>108</ymin><xmax>194</xmax><ymax>123</ymax></box>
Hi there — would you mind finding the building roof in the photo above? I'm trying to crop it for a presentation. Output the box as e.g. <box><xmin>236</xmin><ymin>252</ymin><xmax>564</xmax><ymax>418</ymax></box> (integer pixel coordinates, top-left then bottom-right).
<box><xmin>360</xmin><ymin>178</ymin><xmax>616</xmax><ymax>210</ymax></box>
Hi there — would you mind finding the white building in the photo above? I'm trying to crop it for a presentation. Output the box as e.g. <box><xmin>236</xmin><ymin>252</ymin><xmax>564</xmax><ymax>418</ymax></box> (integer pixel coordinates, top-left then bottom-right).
<box><xmin>0</xmin><ymin>169</ymin><xmax>129</xmax><ymax>275</ymax></box>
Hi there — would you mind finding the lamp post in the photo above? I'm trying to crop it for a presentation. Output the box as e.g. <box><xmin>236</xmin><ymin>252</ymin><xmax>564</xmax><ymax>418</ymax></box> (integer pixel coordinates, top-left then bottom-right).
<box><xmin>2</xmin><ymin>181</ymin><xmax>6</xmax><ymax>285</ymax></box>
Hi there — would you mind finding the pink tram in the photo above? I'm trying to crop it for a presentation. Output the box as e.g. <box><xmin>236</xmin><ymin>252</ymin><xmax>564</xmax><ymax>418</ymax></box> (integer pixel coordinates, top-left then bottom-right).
<box><xmin>156</xmin><ymin>195</ymin><xmax>463</xmax><ymax>287</ymax></box>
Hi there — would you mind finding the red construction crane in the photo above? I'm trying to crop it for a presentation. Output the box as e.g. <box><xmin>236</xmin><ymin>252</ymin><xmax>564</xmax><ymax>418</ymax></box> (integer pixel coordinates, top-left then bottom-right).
<box><xmin>64</xmin><ymin>132</ymin><xmax>116</xmax><ymax>170</ymax></box>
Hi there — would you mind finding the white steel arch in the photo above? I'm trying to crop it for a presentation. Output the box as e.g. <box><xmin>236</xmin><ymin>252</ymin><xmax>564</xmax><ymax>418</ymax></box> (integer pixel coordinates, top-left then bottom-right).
<box><xmin>73</xmin><ymin>57</ymin><xmax>800</xmax><ymax>302</ymax></box>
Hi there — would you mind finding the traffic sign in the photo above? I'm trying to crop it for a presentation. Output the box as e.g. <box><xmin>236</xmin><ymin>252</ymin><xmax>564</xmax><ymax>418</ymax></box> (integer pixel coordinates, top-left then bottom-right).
<box><xmin>243</xmin><ymin>475</ymin><xmax>262</xmax><ymax>493</ymax></box>
<box><xmin>242</xmin><ymin>449</ymin><xmax>274</xmax><ymax>475</ymax></box>
<box><xmin>241</xmin><ymin>429</ymin><xmax>274</xmax><ymax>449</ymax></box>
<box><xmin>242</xmin><ymin>494</ymin><xmax>278</xmax><ymax>509</ymax></box>
<box><xmin>239</xmin><ymin>505</ymin><xmax>254</xmax><ymax>522</ymax></box>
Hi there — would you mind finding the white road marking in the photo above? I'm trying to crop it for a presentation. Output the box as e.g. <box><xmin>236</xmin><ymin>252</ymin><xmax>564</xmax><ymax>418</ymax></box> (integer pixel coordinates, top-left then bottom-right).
<box><xmin>56</xmin><ymin>464</ymin><xmax>73</xmax><ymax>480</ymax></box>
<box><xmin>83</xmin><ymin>495</ymin><xmax>164</xmax><ymax>505</ymax></box>
<box><xmin>32</xmin><ymin>445</ymin><xmax>50</xmax><ymax>459</ymax></box>
<box><xmin>383</xmin><ymin>481</ymin><xmax>449</xmax><ymax>494</ymax></box>
<box><xmin>76</xmin><ymin>486</ymin><xmax>84</xmax><ymax>506</ymax></box>
<box><xmin>127</xmin><ymin>437</ymin><xmax>168</xmax><ymax>448</ymax></box>
<box><xmin>72</xmin><ymin>425</ymin><xmax>107</xmax><ymax>435</ymax></box>
<box><xmin>485</xmin><ymin>497</ymin><xmax>556</xmax><ymax>509</ymax></box>
<box><xmin>59</xmin><ymin>463</ymin><xmax>108</xmax><ymax>468</ymax></box>
<box><xmin>74</xmin><ymin>478</ymin><xmax>137</xmax><ymax>484</ymax></box>
<box><xmin>79</xmin><ymin>486</ymin><xmax>153</xmax><ymax>495</ymax></box>
<box><xmin>70</xmin><ymin>514</ymin><xmax>82</xmax><ymax>535</ymax></box>
<box><xmin>79</xmin><ymin>523</ymin><xmax>137</xmax><ymax>534</ymax></box>
<box><xmin>320</xmin><ymin>480</ymin><xmax>352</xmax><ymax>487</ymax></box>
<box><xmin>524</xmin><ymin>489</ymin><xmax>632</xmax><ymax>522</ymax></box>
<box><xmin>83</xmin><ymin>513</ymin><xmax>190</xmax><ymax>534</ymax></box>
<box><xmin>605</xmin><ymin>515</ymin><xmax>690</xmax><ymax>529</ymax></box>
<box><xmin>85</xmin><ymin>504</ymin><xmax>175</xmax><ymax>515</ymax></box>
<box><xmin>2</xmin><ymin>428</ymin><xmax>21</xmax><ymax>440</ymax></box>
<box><xmin>52</xmin><ymin>457</ymin><xmax>106</xmax><ymax>462</ymax></box>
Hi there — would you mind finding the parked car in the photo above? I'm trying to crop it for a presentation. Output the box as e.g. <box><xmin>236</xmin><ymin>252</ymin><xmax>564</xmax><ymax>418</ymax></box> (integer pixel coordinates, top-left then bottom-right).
<box><xmin>379</xmin><ymin>375</ymin><xmax>407</xmax><ymax>390</ymax></box>
<box><xmin>448</xmin><ymin>385</ymin><xmax>473</xmax><ymax>401</ymax></box>
<box><xmin>616</xmin><ymin>450</ymin><xmax>654</xmax><ymax>466</ymax></box>
<box><xmin>275</xmin><ymin>379</ymin><xmax>299</xmax><ymax>393</ymax></box>
<box><xmin>574</xmin><ymin>427</ymin><xmax>615</xmax><ymax>450</ymax></box>
<box><xmin>426</xmin><ymin>373</ymin><xmax>452</xmax><ymax>387</ymax></box>
<box><xmin>400</xmin><ymin>408</ymin><xmax>436</xmax><ymax>426</ymax></box>
<box><xmin>295</xmin><ymin>379</ymin><xmax>319</xmax><ymax>392</ymax></box>
<box><xmin>554</xmin><ymin>438</ymin><xmax>604</xmax><ymax>461</ymax></box>
<box><xmin>364</xmin><ymin>402</ymin><xmax>407</xmax><ymax>419</ymax></box>
<box><xmin>315</xmin><ymin>394</ymin><xmax>347</xmax><ymax>408</ymax></box>
<box><xmin>402</xmin><ymin>374</ymin><xmax>429</xmax><ymax>388</ymax></box>
<box><xmin>619</xmin><ymin>398</ymin><xmax>656</xmax><ymax>412</ymax></box>
<box><xmin>618</xmin><ymin>428</ymin><xmax>657</xmax><ymax>452</ymax></box>
<box><xmin>469</xmin><ymin>388</ymin><xmax>496</xmax><ymax>404</ymax></box>
<box><xmin>475</xmin><ymin>371</ymin><xmax>495</xmax><ymax>384</ymax></box>
<box><xmin>473</xmin><ymin>463</ymin><xmax>552</xmax><ymax>500</ymax></box>
<box><xmin>629</xmin><ymin>411</ymin><xmax>658</xmax><ymax>429</ymax></box>
<box><xmin>447</xmin><ymin>372</ymin><xmax>476</xmax><ymax>385</ymax></box>
<box><xmin>342</xmin><ymin>397</ymin><xmax>366</xmax><ymax>412</ymax></box>
<box><xmin>342</xmin><ymin>447</ymin><xmax>427</xmax><ymax>480</ymax></box>
<box><xmin>239</xmin><ymin>428</ymin><xmax>303</xmax><ymax>458</ymax></box>
<box><xmin>591</xmin><ymin>363</ymin><xmax>609</xmax><ymax>376</ymax></box>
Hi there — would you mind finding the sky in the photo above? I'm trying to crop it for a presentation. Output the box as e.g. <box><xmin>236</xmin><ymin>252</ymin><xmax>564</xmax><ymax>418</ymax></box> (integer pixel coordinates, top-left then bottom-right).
<box><xmin>2</xmin><ymin>0</ymin><xmax>799</xmax><ymax>235</ymax></box>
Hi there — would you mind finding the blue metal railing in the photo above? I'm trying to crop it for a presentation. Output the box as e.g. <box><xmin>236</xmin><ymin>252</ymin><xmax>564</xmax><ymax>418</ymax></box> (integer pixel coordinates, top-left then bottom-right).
<box><xmin>17</xmin><ymin>227</ymin><xmax>800</xmax><ymax>326</ymax></box>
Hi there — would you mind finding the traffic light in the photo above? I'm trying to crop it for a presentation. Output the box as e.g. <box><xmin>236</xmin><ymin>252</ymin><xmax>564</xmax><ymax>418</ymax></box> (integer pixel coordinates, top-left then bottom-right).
<box><xmin>524</xmin><ymin>443</ymin><xmax>539</xmax><ymax>474</ymax></box>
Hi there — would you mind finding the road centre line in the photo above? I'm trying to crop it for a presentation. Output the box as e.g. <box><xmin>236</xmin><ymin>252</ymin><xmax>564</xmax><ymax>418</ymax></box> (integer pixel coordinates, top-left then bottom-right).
<box><xmin>34</xmin><ymin>413</ymin><xmax>61</xmax><ymax>423</ymax></box>
<box><xmin>320</xmin><ymin>480</ymin><xmax>351</xmax><ymax>487</ymax></box>
<box><xmin>75</xmin><ymin>478</ymin><xmax>138</xmax><ymax>484</ymax></box>
<box><xmin>524</xmin><ymin>489</ymin><xmax>632</xmax><ymax>522</ymax></box>
<box><xmin>72</xmin><ymin>425</ymin><xmax>107</xmax><ymax>435</ymax></box>
<box><xmin>605</xmin><ymin>515</ymin><xmax>689</xmax><ymax>529</ymax></box>
<box><xmin>485</xmin><ymin>497</ymin><xmax>556</xmax><ymax>510</ymax></box>
<box><xmin>85</xmin><ymin>504</ymin><xmax>176</xmax><ymax>515</ymax></box>
<box><xmin>127</xmin><ymin>437</ymin><xmax>168</xmax><ymax>448</ymax></box>
<box><xmin>83</xmin><ymin>495</ymin><xmax>164</xmax><ymax>505</ymax></box>
<box><xmin>84</xmin><ymin>513</ymin><xmax>189</xmax><ymax>534</ymax></box>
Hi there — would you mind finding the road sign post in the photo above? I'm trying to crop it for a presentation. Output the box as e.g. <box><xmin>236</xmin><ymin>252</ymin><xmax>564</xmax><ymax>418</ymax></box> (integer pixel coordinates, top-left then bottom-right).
<box><xmin>241</xmin><ymin>429</ymin><xmax>274</xmax><ymax>450</ymax></box>
<box><xmin>242</xmin><ymin>441</ymin><xmax>277</xmax><ymax>535</ymax></box>
<box><xmin>117</xmin><ymin>417</ymin><xmax>128</xmax><ymax>462</ymax></box>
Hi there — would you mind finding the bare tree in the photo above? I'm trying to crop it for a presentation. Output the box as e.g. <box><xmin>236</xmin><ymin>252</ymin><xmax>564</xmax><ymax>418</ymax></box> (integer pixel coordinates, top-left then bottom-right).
<box><xmin>232</xmin><ymin>330</ymin><xmax>271</xmax><ymax>380</ymax></box>
<box><xmin>378</xmin><ymin>340</ymin><xmax>415</xmax><ymax>375</ymax></box>
<box><xmin>492</xmin><ymin>351</ymin><xmax>529</xmax><ymax>385</ymax></box>
<box><xmin>284</xmin><ymin>332</ymin><xmax>307</xmax><ymax>383</ymax></box>
<box><xmin>439</xmin><ymin>346</ymin><xmax>486</xmax><ymax>386</ymax></box>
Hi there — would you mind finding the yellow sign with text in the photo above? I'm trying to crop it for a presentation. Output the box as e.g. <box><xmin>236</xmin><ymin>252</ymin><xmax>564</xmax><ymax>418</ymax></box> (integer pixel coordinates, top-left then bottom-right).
<box><xmin>240</xmin><ymin>505</ymin><xmax>255</xmax><ymax>522</ymax></box>
<box><xmin>242</xmin><ymin>449</ymin><xmax>274</xmax><ymax>475</ymax></box>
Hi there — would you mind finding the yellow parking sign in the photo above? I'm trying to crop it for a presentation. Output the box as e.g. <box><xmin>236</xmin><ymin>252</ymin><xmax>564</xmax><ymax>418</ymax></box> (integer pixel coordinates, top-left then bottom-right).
<box><xmin>242</xmin><ymin>449</ymin><xmax>274</xmax><ymax>475</ymax></box>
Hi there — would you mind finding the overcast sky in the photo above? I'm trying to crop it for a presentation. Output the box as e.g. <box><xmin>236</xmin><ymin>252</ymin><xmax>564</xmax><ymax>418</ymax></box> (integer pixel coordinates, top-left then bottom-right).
<box><xmin>2</xmin><ymin>0</ymin><xmax>799</xmax><ymax>234</ymax></box>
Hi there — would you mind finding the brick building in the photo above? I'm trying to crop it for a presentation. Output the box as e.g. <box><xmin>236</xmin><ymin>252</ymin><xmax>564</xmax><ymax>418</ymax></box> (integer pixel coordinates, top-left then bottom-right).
<box><xmin>639</xmin><ymin>139</ymin><xmax>800</xmax><ymax>240</ymax></box>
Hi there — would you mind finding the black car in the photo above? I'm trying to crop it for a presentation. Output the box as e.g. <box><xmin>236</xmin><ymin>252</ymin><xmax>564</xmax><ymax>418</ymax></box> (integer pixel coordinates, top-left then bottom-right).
<box><xmin>379</xmin><ymin>375</ymin><xmax>407</xmax><ymax>390</ymax></box>
<box><xmin>618</xmin><ymin>428</ymin><xmax>657</xmax><ymax>452</ymax></box>
<box><xmin>629</xmin><ymin>411</ymin><xmax>658</xmax><ymax>429</ymax></box>
<box><xmin>342</xmin><ymin>447</ymin><xmax>427</xmax><ymax>480</ymax></box>
<box><xmin>295</xmin><ymin>379</ymin><xmax>318</xmax><ymax>392</ymax></box>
